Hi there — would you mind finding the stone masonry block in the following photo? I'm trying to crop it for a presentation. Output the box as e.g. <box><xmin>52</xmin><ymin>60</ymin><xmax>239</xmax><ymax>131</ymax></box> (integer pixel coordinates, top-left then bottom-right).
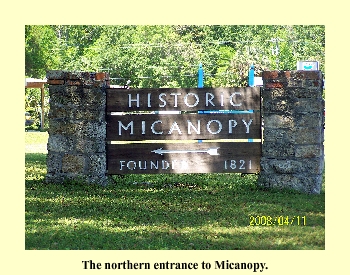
<box><xmin>263</xmin><ymin>71</ymin><xmax>323</xmax><ymax>92</ymax></box>
<box><xmin>305</xmin><ymin>79</ymin><xmax>323</xmax><ymax>88</ymax></box>
<box><xmin>294</xmin><ymin>127</ymin><xmax>323</xmax><ymax>144</ymax></box>
<box><xmin>95</xmin><ymin>72</ymin><xmax>107</xmax><ymax>80</ymax></box>
<box><xmin>288</xmin><ymin>87</ymin><xmax>323</xmax><ymax>99</ymax></box>
<box><xmin>261</xmin><ymin>157</ymin><xmax>324</xmax><ymax>174</ymax></box>
<box><xmin>258</xmin><ymin>173</ymin><xmax>299</xmax><ymax>190</ymax></box>
<box><xmin>48</xmin><ymin>120</ymin><xmax>79</xmax><ymax>136</ymax></box>
<box><xmin>46</xmin><ymin>70</ymin><xmax>66</xmax><ymax>80</ymax></box>
<box><xmin>49</xmin><ymin>121</ymin><xmax>106</xmax><ymax>139</ymax></box>
<box><xmin>63</xmin><ymin>86</ymin><xmax>85</xmax><ymax>105</ymax></box>
<box><xmin>294</xmin><ymin>98</ymin><xmax>324</xmax><ymax>113</ymax></box>
<box><xmin>57</xmin><ymin>86</ymin><xmax>105</xmax><ymax>107</ymax></box>
<box><xmin>48</xmin><ymin>85</ymin><xmax>80</xmax><ymax>106</ymax></box>
<box><xmin>74</xmin><ymin>108</ymin><xmax>105</xmax><ymax>122</ymax></box>
<box><xmin>286</xmin><ymin>78</ymin><xmax>305</xmax><ymax>88</ymax></box>
<box><xmin>262</xmin><ymin>70</ymin><xmax>322</xmax><ymax>80</ymax></box>
<box><xmin>49</xmin><ymin>105</ymin><xmax>104</xmax><ymax>122</ymax></box>
<box><xmin>262</xmin><ymin>141</ymin><xmax>295</xmax><ymax>157</ymax></box>
<box><xmin>296</xmin><ymin>174</ymin><xmax>323</xmax><ymax>194</ymax></box>
<box><xmin>295</xmin><ymin>113</ymin><xmax>323</xmax><ymax>127</ymax></box>
<box><xmin>262</xmin><ymin>87</ymin><xmax>323</xmax><ymax>101</ymax></box>
<box><xmin>263</xmin><ymin>99</ymin><xmax>296</xmax><ymax>114</ymax></box>
<box><xmin>66</xmin><ymin>71</ymin><xmax>91</xmax><ymax>80</ymax></box>
<box><xmin>46</xmin><ymin>153</ymin><xmax>62</xmax><ymax>174</ymax></box>
<box><xmin>263</xmin><ymin>114</ymin><xmax>294</xmax><ymax>128</ymax></box>
<box><xmin>48</xmin><ymin>71</ymin><xmax>99</xmax><ymax>81</ymax></box>
<box><xmin>75</xmin><ymin>139</ymin><xmax>105</xmax><ymax>154</ymax></box>
<box><xmin>83</xmin><ymin>87</ymin><xmax>106</xmax><ymax>105</ymax></box>
<box><xmin>261</xmin><ymin>87</ymin><xmax>287</xmax><ymax>100</ymax></box>
<box><xmin>295</xmin><ymin>144</ymin><xmax>324</xmax><ymax>158</ymax></box>
<box><xmin>62</xmin><ymin>154</ymin><xmax>85</xmax><ymax>173</ymax></box>
<box><xmin>302</xmin><ymin>157</ymin><xmax>325</xmax><ymax>174</ymax></box>
<box><xmin>263</xmin><ymin>128</ymin><xmax>295</xmax><ymax>143</ymax></box>
<box><xmin>258</xmin><ymin>173</ymin><xmax>322</xmax><ymax>194</ymax></box>
<box><xmin>86</xmin><ymin>154</ymin><xmax>107</xmax><ymax>174</ymax></box>
<box><xmin>291</xmin><ymin>71</ymin><xmax>322</xmax><ymax>80</ymax></box>
<box><xmin>48</xmin><ymin>105</ymin><xmax>69</xmax><ymax>119</ymax></box>
<box><xmin>77</xmin><ymin>121</ymin><xmax>106</xmax><ymax>140</ymax></box>
<box><xmin>47</xmin><ymin>135</ymin><xmax>75</xmax><ymax>153</ymax></box>
<box><xmin>47</xmin><ymin>79</ymin><xmax>65</xmax><ymax>85</ymax></box>
<box><xmin>264</xmin><ymin>82</ymin><xmax>286</xmax><ymax>89</ymax></box>
<box><xmin>66</xmin><ymin>79</ymin><xmax>84</xmax><ymax>86</ymax></box>
<box><xmin>261</xmin><ymin>158</ymin><xmax>303</xmax><ymax>174</ymax></box>
<box><xmin>48</xmin><ymin>84</ymin><xmax>67</xmax><ymax>98</ymax></box>
<box><xmin>262</xmin><ymin>71</ymin><xmax>291</xmax><ymax>79</ymax></box>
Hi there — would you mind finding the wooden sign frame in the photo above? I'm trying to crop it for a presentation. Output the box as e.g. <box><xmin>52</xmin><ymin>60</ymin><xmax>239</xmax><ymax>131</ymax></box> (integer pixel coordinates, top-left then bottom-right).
<box><xmin>106</xmin><ymin>87</ymin><xmax>261</xmax><ymax>175</ymax></box>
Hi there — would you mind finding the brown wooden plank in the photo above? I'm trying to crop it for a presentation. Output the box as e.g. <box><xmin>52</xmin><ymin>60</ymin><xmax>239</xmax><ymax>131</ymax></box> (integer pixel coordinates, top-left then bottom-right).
<box><xmin>107</xmin><ymin>142</ymin><xmax>261</xmax><ymax>174</ymax></box>
<box><xmin>106</xmin><ymin>87</ymin><xmax>261</xmax><ymax>112</ymax></box>
<box><xmin>106</xmin><ymin>113</ymin><xmax>261</xmax><ymax>141</ymax></box>
<box><xmin>25</xmin><ymin>82</ymin><xmax>45</xmax><ymax>88</ymax></box>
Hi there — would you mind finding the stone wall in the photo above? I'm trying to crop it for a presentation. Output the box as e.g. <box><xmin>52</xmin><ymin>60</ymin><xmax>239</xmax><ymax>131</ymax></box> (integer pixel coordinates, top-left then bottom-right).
<box><xmin>259</xmin><ymin>71</ymin><xmax>325</xmax><ymax>194</ymax></box>
<box><xmin>45</xmin><ymin>71</ymin><xmax>109</xmax><ymax>185</ymax></box>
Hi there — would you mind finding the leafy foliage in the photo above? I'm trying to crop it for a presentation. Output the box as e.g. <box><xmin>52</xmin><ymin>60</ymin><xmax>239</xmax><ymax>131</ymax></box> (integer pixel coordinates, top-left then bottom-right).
<box><xmin>25</xmin><ymin>25</ymin><xmax>60</xmax><ymax>78</ymax></box>
<box><xmin>25</xmin><ymin>25</ymin><xmax>325</xmax><ymax>87</ymax></box>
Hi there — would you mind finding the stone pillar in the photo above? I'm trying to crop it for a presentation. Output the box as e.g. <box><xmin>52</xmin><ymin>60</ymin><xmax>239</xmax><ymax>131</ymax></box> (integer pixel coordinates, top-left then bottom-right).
<box><xmin>259</xmin><ymin>71</ymin><xmax>325</xmax><ymax>194</ymax></box>
<box><xmin>45</xmin><ymin>71</ymin><xmax>109</xmax><ymax>185</ymax></box>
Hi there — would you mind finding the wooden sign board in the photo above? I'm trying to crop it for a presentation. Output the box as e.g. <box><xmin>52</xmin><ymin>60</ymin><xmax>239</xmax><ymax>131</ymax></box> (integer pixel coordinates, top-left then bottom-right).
<box><xmin>106</xmin><ymin>87</ymin><xmax>261</xmax><ymax>175</ymax></box>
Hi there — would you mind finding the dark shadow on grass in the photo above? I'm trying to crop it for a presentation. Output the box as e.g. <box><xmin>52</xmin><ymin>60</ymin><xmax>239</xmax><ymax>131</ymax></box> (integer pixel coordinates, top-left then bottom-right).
<box><xmin>25</xmin><ymin>153</ymin><xmax>47</xmax><ymax>167</ymax></box>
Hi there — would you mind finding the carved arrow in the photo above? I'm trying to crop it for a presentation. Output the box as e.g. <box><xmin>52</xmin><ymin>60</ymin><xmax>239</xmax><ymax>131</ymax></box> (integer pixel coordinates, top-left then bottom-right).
<box><xmin>151</xmin><ymin>147</ymin><xmax>220</xmax><ymax>156</ymax></box>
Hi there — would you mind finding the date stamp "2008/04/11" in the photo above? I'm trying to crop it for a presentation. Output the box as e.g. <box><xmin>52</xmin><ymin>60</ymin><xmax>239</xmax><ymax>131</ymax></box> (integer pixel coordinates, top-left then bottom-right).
<box><xmin>249</xmin><ymin>216</ymin><xmax>307</xmax><ymax>226</ymax></box>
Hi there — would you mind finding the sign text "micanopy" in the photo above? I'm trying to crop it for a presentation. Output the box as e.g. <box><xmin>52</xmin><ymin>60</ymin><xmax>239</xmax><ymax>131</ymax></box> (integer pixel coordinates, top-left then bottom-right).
<box><xmin>117</xmin><ymin>118</ymin><xmax>253</xmax><ymax>136</ymax></box>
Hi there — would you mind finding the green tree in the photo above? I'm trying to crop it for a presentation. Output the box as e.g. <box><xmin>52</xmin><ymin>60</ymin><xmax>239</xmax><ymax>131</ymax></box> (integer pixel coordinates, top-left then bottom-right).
<box><xmin>25</xmin><ymin>25</ymin><xmax>59</xmax><ymax>78</ymax></box>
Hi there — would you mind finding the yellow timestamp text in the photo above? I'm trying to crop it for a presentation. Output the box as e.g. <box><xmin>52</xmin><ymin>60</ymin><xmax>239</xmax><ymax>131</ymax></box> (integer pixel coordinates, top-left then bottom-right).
<box><xmin>249</xmin><ymin>215</ymin><xmax>307</xmax><ymax>226</ymax></box>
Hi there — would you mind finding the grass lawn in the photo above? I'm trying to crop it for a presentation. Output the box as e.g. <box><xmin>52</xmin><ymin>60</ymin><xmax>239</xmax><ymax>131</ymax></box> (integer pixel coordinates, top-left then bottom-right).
<box><xmin>25</xmin><ymin>132</ymin><xmax>325</xmax><ymax>250</ymax></box>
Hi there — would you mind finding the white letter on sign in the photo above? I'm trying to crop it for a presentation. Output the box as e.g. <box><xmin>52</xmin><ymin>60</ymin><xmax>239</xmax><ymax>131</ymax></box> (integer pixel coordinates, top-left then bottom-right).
<box><xmin>128</xmin><ymin>93</ymin><xmax>139</xmax><ymax>108</ymax></box>
<box><xmin>184</xmin><ymin>93</ymin><xmax>199</xmax><ymax>107</ymax></box>
<box><xmin>120</xmin><ymin>160</ymin><xmax>126</xmax><ymax>170</ymax></box>
<box><xmin>151</xmin><ymin>120</ymin><xmax>163</xmax><ymax>135</ymax></box>
<box><xmin>118</xmin><ymin>121</ymin><xmax>133</xmax><ymax>135</ymax></box>
<box><xmin>229</xmin><ymin>92</ymin><xmax>242</xmax><ymax>107</ymax></box>
<box><xmin>187</xmin><ymin>120</ymin><xmax>200</xmax><ymax>134</ymax></box>
<box><xmin>205</xmin><ymin>92</ymin><xmax>215</xmax><ymax>107</ymax></box>
<box><xmin>159</xmin><ymin>93</ymin><xmax>167</xmax><ymax>107</ymax></box>
<box><xmin>162</xmin><ymin>160</ymin><xmax>170</xmax><ymax>169</ymax></box>
<box><xmin>168</xmin><ymin>121</ymin><xmax>182</xmax><ymax>135</ymax></box>
<box><xmin>229</xmin><ymin>120</ymin><xmax>238</xmax><ymax>133</ymax></box>
<box><xmin>142</xmin><ymin>121</ymin><xmax>146</xmax><ymax>135</ymax></box>
<box><xmin>170</xmin><ymin>92</ymin><xmax>181</xmax><ymax>107</ymax></box>
<box><xmin>147</xmin><ymin>93</ymin><xmax>152</xmax><ymax>108</ymax></box>
<box><xmin>207</xmin><ymin>120</ymin><xmax>222</xmax><ymax>134</ymax></box>
<box><xmin>242</xmin><ymin>119</ymin><xmax>253</xmax><ymax>133</ymax></box>
<box><xmin>127</xmin><ymin>161</ymin><xmax>136</xmax><ymax>170</ymax></box>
